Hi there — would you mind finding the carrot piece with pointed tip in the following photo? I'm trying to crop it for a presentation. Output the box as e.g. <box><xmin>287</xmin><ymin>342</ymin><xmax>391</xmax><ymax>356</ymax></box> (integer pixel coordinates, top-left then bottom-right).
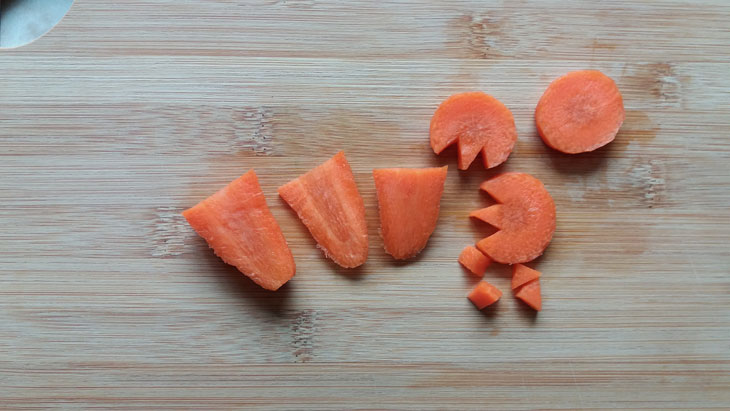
<box><xmin>278</xmin><ymin>152</ymin><xmax>368</xmax><ymax>268</ymax></box>
<box><xmin>512</xmin><ymin>264</ymin><xmax>542</xmax><ymax>290</ymax></box>
<box><xmin>535</xmin><ymin>70</ymin><xmax>625</xmax><ymax>154</ymax></box>
<box><xmin>373</xmin><ymin>166</ymin><xmax>448</xmax><ymax>260</ymax></box>
<box><xmin>468</xmin><ymin>281</ymin><xmax>502</xmax><ymax>309</ymax></box>
<box><xmin>471</xmin><ymin>173</ymin><xmax>556</xmax><ymax>264</ymax></box>
<box><xmin>514</xmin><ymin>279</ymin><xmax>542</xmax><ymax>311</ymax></box>
<box><xmin>430</xmin><ymin>92</ymin><xmax>517</xmax><ymax>170</ymax></box>
<box><xmin>182</xmin><ymin>170</ymin><xmax>295</xmax><ymax>291</ymax></box>
<box><xmin>458</xmin><ymin>246</ymin><xmax>492</xmax><ymax>277</ymax></box>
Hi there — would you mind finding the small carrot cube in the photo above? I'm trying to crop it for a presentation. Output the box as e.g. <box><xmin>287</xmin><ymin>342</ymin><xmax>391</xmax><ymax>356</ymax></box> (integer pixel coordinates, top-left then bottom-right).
<box><xmin>458</xmin><ymin>245</ymin><xmax>492</xmax><ymax>277</ymax></box>
<box><xmin>467</xmin><ymin>281</ymin><xmax>502</xmax><ymax>309</ymax></box>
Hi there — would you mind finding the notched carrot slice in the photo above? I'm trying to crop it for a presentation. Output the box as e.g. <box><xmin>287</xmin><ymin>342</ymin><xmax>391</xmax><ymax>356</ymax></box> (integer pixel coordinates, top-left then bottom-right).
<box><xmin>183</xmin><ymin>170</ymin><xmax>295</xmax><ymax>291</ymax></box>
<box><xmin>430</xmin><ymin>92</ymin><xmax>517</xmax><ymax>170</ymax></box>
<box><xmin>468</xmin><ymin>281</ymin><xmax>502</xmax><ymax>309</ymax></box>
<box><xmin>471</xmin><ymin>173</ymin><xmax>556</xmax><ymax>264</ymax></box>
<box><xmin>458</xmin><ymin>245</ymin><xmax>492</xmax><ymax>277</ymax></box>
<box><xmin>278</xmin><ymin>152</ymin><xmax>368</xmax><ymax>268</ymax></box>
<box><xmin>535</xmin><ymin>70</ymin><xmax>625</xmax><ymax>154</ymax></box>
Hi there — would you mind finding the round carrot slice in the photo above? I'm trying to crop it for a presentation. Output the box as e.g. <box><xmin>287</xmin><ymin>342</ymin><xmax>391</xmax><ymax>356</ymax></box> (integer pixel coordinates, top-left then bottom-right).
<box><xmin>469</xmin><ymin>173</ymin><xmax>556</xmax><ymax>264</ymax></box>
<box><xmin>430</xmin><ymin>92</ymin><xmax>517</xmax><ymax>170</ymax></box>
<box><xmin>535</xmin><ymin>70</ymin><xmax>625</xmax><ymax>154</ymax></box>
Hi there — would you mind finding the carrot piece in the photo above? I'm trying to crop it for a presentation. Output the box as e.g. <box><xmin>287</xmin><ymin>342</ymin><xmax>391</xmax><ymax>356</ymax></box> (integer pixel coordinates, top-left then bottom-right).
<box><xmin>535</xmin><ymin>70</ymin><xmax>625</xmax><ymax>154</ymax></box>
<box><xmin>458</xmin><ymin>245</ymin><xmax>492</xmax><ymax>277</ymax></box>
<box><xmin>278</xmin><ymin>152</ymin><xmax>368</xmax><ymax>268</ymax></box>
<box><xmin>512</xmin><ymin>264</ymin><xmax>542</xmax><ymax>290</ymax></box>
<box><xmin>182</xmin><ymin>170</ymin><xmax>295</xmax><ymax>291</ymax></box>
<box><xmin>514</xmin><ymin>279</ymin><xmax>542</xmax><ymax>311</ymax></box>
<box><xmin>430</xmin><ymin>92</ymin><xmax>517</xmax><ymax>170</ymax></box>
<box><xmin>373</xmin><ymin>166</ymin><xmax>448</xmax><ymax>259</ymax></box>
<box><xmin>470</xmin><ymin>173</ymin><xmax>556</xmax><ymax>264</ymax></box>
<box><xmin>467</xmin><ymin>281</ymin><xmax>503</xmax><ymax>309</ymax></box>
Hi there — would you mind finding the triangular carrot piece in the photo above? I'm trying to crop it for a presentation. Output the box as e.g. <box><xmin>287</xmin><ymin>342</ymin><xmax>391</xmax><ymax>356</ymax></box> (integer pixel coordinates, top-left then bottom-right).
<box><xmin>278</xmin><ymin>152</ymin><xmax>368</xmax><ymax>268</ymax></box>
<box><xmin>468</xmin><ymin>204</ymin><xmax>503</xmax><ymax>229</ymax></box>
<box><xmin>514</xmin><ymin>279</ymin><xmax>542</xmax><ymax>311</ymax></box>
<box><xmin>458</xmin><ymin>245</ymin><xmax>491</xmax><ymax>277</ymax></box>
<box><xmin>472</xmin><ymin>173</ymin><xmax>556</xmax><ymax>264</ymax></box>
<box><xmin>511</xmin><ymin>264</ymin><xmax>542</xmax><ymax>290</ymax></box>
<box><xmin>468</xmin><ymin>281</ymin><xmax>502</xmax><ymax>310</ymax></box>
<box><xmin>430</xmin><ymin>92</ymin><xmax>517</xmax><ymax>170</ymax></box>
<box><xmin>182</xmin><ymin>170</ymin><xmax>295</xmax><ymax>291</ymax></box>
<box><xmin>373</xmin><ymin>166</ymin><xmax>448</xmax><ymax>259</ymax></box>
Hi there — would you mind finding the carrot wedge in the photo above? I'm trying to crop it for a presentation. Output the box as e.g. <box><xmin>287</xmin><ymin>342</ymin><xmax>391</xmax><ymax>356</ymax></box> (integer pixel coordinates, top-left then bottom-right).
<box><xmin>514</xmin><ymin>279</ymin><xmax>542</xmax><ymax>311</ymax></box>
<box><xmin>512</xmin><ymin>264</ymin><xmax>542</xmax><ymax>290</ymax></box>
<box><xmin>430</xmin><ymin>92</ymin><xmax>517</xmax><ymax>170</ymax></box>
<box><xmin>182</xmin><ymin>170</ymin><xmax>295</xmax><ymax>291</ymax></box>
<box><xmin>373</xmin><ymin>166</ymin><xmax>448</xmax><ymax>259</ymax></box>
<box><xmin>278</xmin><ymin>152</ymin><xmax>368</xmax><ymax>268</ymax></box>
<box><xmin>535</xmin><ymin>70</ymin><xmax>625</xmax><ymax>154</ymax></box>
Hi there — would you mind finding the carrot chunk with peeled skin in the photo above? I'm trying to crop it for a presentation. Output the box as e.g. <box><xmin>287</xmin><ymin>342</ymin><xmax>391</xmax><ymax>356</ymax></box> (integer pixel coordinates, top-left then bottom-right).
<box><xmin>430</xmin><ymin>92</ymin><xmax>517</xmax><ymax>170</ymax></box>
<box><xmin>182</xmin><ymin>170</ymin><xmax>295</xmax><ymax>291</ymax></box>
<box><xmin>535</xmin><ymin>70</ymin><xmax>625</xmax><ymax>154</ymax></box>
<box><xmin>373</xmin><ymin>166</ymin><xmax>448</xmax><ymax>259</ymax></box>
<box><xmin>512</xmin><ymin>264</ymin><xmax>542</xmax><ymax>290</ymax></box>
<box><xmin>468</xmin><ymin>281</ymin><xmax>502</xmax><ymax>309</ymax></box>
<box><xmin>470</xmin><ymin>173</ymin><xmax>556</xmax><ymax>264</ymax></box>
<box><xmin>514</xmin><ymin>279</ymin><xmax>542</xmax><ymax>311</ymax></box>
<box><xmin>278</xmin><ymin>152</ymin><xmax>368</xmax><ymax>268</ymax></box>
<box><xmin>458</xmin><ymin>245</ymin><xmax>492</xmax><ymax>277</ymax></box>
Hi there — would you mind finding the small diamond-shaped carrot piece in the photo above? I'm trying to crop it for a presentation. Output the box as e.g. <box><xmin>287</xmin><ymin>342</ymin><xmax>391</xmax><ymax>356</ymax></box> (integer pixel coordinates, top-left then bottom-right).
<box><xmin>467</xmin><ymin>281</ymin><xmax>502</xmax><ymax>309</ymax></box>
<box><xmin>458</xmin><ymin>246</ymin><xmax>492</xmax><ymax>277</ymax></box>
<box><xmin>514</xmin><ymin>279</ymin><xmax>542</xmax><ymax>311</ymax></box>
<box><xmin>511</xmin><ymin>264</ymin><xmax>542</xmax><ymax>290</ymax></box>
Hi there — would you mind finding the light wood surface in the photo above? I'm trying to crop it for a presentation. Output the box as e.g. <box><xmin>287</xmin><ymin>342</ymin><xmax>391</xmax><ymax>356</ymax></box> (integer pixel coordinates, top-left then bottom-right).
<box><xmin>1</xmin><ymin>1</ymin><xmax>729</xmax><ymax>409</ymax></box>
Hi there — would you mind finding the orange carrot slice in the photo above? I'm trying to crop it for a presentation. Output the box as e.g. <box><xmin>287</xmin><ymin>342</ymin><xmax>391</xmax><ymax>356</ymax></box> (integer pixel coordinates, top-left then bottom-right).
<box><xmin>514</xmin><ymin>279</ymin><xmax>542</xmax><ymax>311</ymax></box>
<box><xmin>182</xmin><ymin>170</ymin><xmax>295</xmax><ymax>291</ymax></box>
<box><xmin>467</xmin><ymin>281</ymin><xmax>502</xmax><ymax>309</ymax></box>
<box><xmin>535</xmin><ymin>70</ymin><xmax>625</xmax><ymax>154</ymax></box>
<box><xmin>470</xmin><ymin>173</ymin><xmax>556</xmax><ymax>264</ymax></box>
<box><xmin>430</xmin><ymin>92</ymin><xmax>517</xmax><ymax>170</ymax></box>
<box><xmin>512</xmin><ymin>264</ymin><xmax>541</xmax><ymax>290</ymax></box>
<box><xmin>458</xmin><ymin>245</ymin><xmax>492</xmax><ymax>277</ymax></box>
<box><xmin>278</xmin><ymin>152</ymin><xmax>368</xmax><ymax>268</ymax></box>
<box><xmin>373</xmin><ymin>166</ymin><xmax>448</xmax><ymax>259</ymax></box>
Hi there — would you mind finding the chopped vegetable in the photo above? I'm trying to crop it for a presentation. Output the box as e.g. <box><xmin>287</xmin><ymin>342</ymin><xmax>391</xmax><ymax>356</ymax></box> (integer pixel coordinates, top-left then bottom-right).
<box><xmin>470</xmin><ymin>173</ymin><xmax>556</xmax><ymax>264</ymax></box>
<box><xmin>511</xmin><ymin>264</ymin><xmax>542</xmax><ymax>290</ymax></box>
<box><xmin>514</xmin><ymin>279</ymin><xmax>542</xmax><ymax>311</ymax></box>
<box><xmin>458</xmin><ymin>245</ymin><xmax>492</xmax><ymax>277</ymax></box>
<box><xmin>373</xmin><ymin>166</ymin><xmax>448</xmax><ymax>259</ymax></box>
<box><xmin>182</xmin><ymin>170</ymin><xmax>295</xmax><ymax>291</ymax></box>
<box><xmin>468</xmin><ymin>281</ymin><xmax>503</xmax><ymax>309</ymax></box>
<box><xmin>278</xmin><ymin>152</ymin><xmax>368</xmax><ymax>268</ymax></box>
<box><xmin>535</xmin><ymin>70</ymin><xmax>625</xmax><ymax>153</ymax></box>
<box><xmin>430</xmin><ymin>92</ymin><xmax>517</xmax><ymax>170</ymax></box>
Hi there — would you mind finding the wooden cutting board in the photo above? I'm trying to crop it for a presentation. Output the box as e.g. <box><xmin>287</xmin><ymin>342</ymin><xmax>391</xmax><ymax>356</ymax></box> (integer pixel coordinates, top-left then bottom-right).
<box><xmin>1</xmin><ymin>1</ymin><xmax>728</xmax><ymax>409</ymax></box>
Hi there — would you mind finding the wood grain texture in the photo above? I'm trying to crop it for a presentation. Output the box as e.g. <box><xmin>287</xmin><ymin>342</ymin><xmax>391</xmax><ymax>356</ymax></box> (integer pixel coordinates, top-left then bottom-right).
<box><xmin>1</xmin><ymin>0</ymin><xmax>729</xmax><ymax>409</ymax></box>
